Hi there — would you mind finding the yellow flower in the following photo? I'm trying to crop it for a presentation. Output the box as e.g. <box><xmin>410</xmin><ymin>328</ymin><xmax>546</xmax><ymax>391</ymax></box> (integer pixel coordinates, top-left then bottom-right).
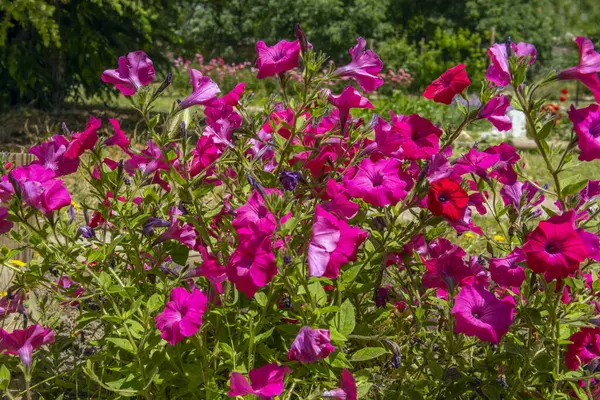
<box><xmin>494</xmin><ymin>235</ymin><xmax>505</xmax><ymax>242</ymax></box>
<box><xmin>465</xmin><ymin>232</ymin><xmax>476</xmax><ymax>238</ymax></box>
<box><xmin>8</xmin><ymin>259</ymin><xmax>26</xmax><ymax>267</ymax></box>
<box><xmin>0</xmin><ymin>291</ymin><xmax>6</xmax><ymax>297</ymax></box>
<box><xmin>71</xmin><ymin>200</ymin><xmax>80</xmax><ymax>210</ymax></box>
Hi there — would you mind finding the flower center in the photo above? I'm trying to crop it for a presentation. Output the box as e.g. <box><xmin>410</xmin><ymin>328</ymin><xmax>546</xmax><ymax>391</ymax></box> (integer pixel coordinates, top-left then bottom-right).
<box><xmin>438</xmin><ymin>193</ymin><xmax>449</xmax><ymax>202</ymax></box>
<box><xmin>590</xmin><ymin>120</ymin><xmax>600</xmax><ymax>138</ymax></box>
<box><xmin>372</xmin><ymin>173</ymin><xmax>384</xmax><ymax>187</ymax></box>
<box><xmin>545</xmin><ymin>242</ymin><xmax>559</xmax><ymax>254</ymax></box>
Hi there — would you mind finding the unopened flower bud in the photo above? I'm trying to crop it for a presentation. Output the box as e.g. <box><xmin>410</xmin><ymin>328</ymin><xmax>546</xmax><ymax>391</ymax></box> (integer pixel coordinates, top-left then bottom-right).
<box><xmin>295</xmin><ymin>23</ymin><xmax>309</xmax><ymax>54</ymax></box>
<box><xmin>279</xmin><ymin>170</ymin><xmax>302</xmax><ymax>192</ymax></box>
<box><xmin>62</xmin><ymin>122</ymin><xmax>71</xmax><ymax>137</ymax></box>
<box><xmin>180</xmin><ymin>121</ymin><xmax>187</xmax><ymax>139</ymax></box>
<box><xmin>155</xmin><ymin>72</ymin><xmax>173</xmax><ymax>97</ymax></box>
<box><xmin>68</xmin><ymin>205</ymin><xmax>75</xmax><ymax>224</ymax></box>
<box><xmin>77</xmin><ymin>226</ymin><xmax>95</xmax><ymax>239</ymax></box>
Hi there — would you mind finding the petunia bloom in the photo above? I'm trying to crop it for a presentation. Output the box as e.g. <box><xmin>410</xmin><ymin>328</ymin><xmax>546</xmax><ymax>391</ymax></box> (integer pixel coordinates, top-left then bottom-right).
<box><xmin>522</xmin><ymin>211</ymin><xmax>588</xmax><ymax>280</ymax></box>
<box><xmin>154</xmin><ymin>207</ymin><xmax>196</xmax><ymax>249</ymax></box>
<box><xmin>255</xmin><ymin>40</ymin><xmax>303</xmax><ymax>79</ymax></box>
<box><xmin>559</xmin><ymin>37</ymin><xmax>600</xmax><ymax>103</ymax></box>
<box><xmin>0</xmin><ymin>207</ymin><xmax>13</xmax><ymax>234</ymax></box>
<box><xmin>228</xmin><ymin>363</ymin><xmax>291</xmax><ymax>400</ymax></box>
<box><xmin>0</xmin><ymin>325</ymin><xmax>54</xmax><ymax>366</ymax></box>
<box><xmin>422</xmin><ymin>253</ymin><xmax>471</xmax><ymax>291</ymax></box>
<box><xmin>327</xmin><ymin>86</ymin><xmax>374</xmax><ymax>135</ymax></box>
<box><xmin>477</xmin><ymin>95</ymin><xmax>512</xmax><ymax>131</ymax></box>
<box><xmin>334</xmin><ymin>37</ymin><xmax>384</xmax><ymax>92</ymax></box>
<box><xmin>178</xmin><ymin>69</ymin><xmax>220</xmax><ymax>110</ymax></box>
<box><xmin>0</xmin><ymin>291</ymin><xmax>24</xmax><ymax>319</ymax></box>
<box><xmin>64</xmin><ymin>116</ymin><xmax>101</xmax><ymax>160</ymax></box>
<box><xmin>568</xmin><ymin>104</ymin><xmax>600</xmax><ymax>161</ymax></box>
<box><xmin>452</xmin><ymin>284</ymin><xmax>514</xmax><ymax>344</ymax></box>
<box><xmin>105</xmin><ymin>119</ymin><xmax>131</xmax><ymax>150</ymax></box>
<box><xmin>101</xmin><ymin>50</ymin><xmax>155</xmax><ymax>96</ymax></box>
<box><xmin>227</xmin><ymin>238</ymin><xmax>277</xmax><ymax>298</ymax></box>
<box><xmin>308</xmin><ymin>205</ymin><xmax>367</xmax><ymax>279</ymax></box>
<box><xmin>566</xmin><ymin>327</ymin><xmax>600</xmax><ymax>370</ymax></box>
<box><xmin>427</xmin><ymin>178</ymin><xmax>469</xmax><ymax>221</ymax></box>
<box><xmin>288</xmin><ymin>326</ymin><xmax>335</xmax><ymax>363</ymax></box>
<box><xmin>343</xmin><ymin>158</ymin><xmax>411</xmax><ymax>207</ymax></box>
<box><xmin>323</xmin><ymin>369</ymin><xmax>357</xmax><ymax>400</ymax></box>
<box><xmin>10</xmin><ymin>165</ymin><xmax>71</xmax><ymax>215</ymax></box>
<box><xmin>321</xmin><ymin>179</ymin><xmax>359</xmax><ymax>220</ymax></box>
<box><xmin>154</xmin><ymin>287</ymin><xmax>207</xmax><ymax>346</ymax></box>
<box><xmin>489</xmin><ymin>248</ymin><xmax>527</xmax><ymax>287</ymax></box>
<box><xmin>30</xmin><ymin>135</ymin><xmax>80</xmax><ymax>177</ymax></box>
<box><xmin>423</xmin><ymin>64</ymin><xmax>470</xmax><ymax>105</ymax></box>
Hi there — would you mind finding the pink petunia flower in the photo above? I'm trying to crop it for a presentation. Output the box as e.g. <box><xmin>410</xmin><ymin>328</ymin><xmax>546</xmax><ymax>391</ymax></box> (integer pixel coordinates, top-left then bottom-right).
<box><xmin>0</xmin><ymin>207</ymin><xmax>13</xmax><ymax>234</ymax></box>
<box><xmin>154</xmin><ymin>207</ymin><xmax>197</xmax><ymax>249</ymax></box>
<box><xmin>255</xmin><ymin>40</ymin><xmax>303</xmax><ymax>79</ymax></box>
<box><xmin>105</xmin><ymin>119</ymin><xmax>131</xmax><ymax>151</ymax></box>
<box><xmin>288</xmin><ymin>326</ymin><xmax>335</xmax><ymax>363</ymax></box>
<box><xmin>220</xmin><ymin>82</ymin><xmax>246</xmax><ymax>106</ymax></box>
<box><xmin>485</xmin><ymin>142</ymin><xmax>520</xmax><ymax>184</ymax></box>
<box><xmin>189</xmin><ymin>136</ymin><xmax>221</xmax><ymax>177</ymax></box>
<box><xmin>10</xmin><ymin>165</ymin><xmax>71</xmax><ymax>215</ymax></box>
<box><xmin>327</xmin><ymin>86</ymin><xmax>374</xmax><ymax>135</ymax></box>
<box><xmin>154</xmin><ymin>287</ymin><xmax>207</xmax><ymax>346</ymax></box>
<box><xmin>321</xmin><ymin>179</ymin><xmax>359</xmax><ymax>220</ymax></box>
<box><xmin>343</xmin><ymin>158</ymin><xmax>411</xmax><ymax>207</ymax></box>
<box><xmin>30</xmin><ymin>135</ymin><xmax>80</xmax><ymax>177</ymax></box>
<box><xmin>55</xmin><ymin>276</ymin><xmax>85</xmax><ymax>306</ymax></box>
<box><xmin>500</xmin><ymin>180</ymin><xmax>544</xmax><ymax>210</ymax></box>
<box><xmin>423</xmin><ymin>64</ymin><xmax>470</xmax><ymax>105</ymax></box>
<box><xmin>522</xmin><ymin>211</ymin><xmax>588</xmax><ymax>280</ymax></box>
<box><xmin>477</xmin><ymin>95</ymin><xmax>512</xmax><ymax>131</ymax></box>
<box><xmin>486</xmin><ymin>42</ymin><xmax>535</xmax><ymax>87</ymax></box>
<box><xmin>228</xmin><ymin>363</ymin><xmax>291</xmax><ymax>400</ymax></box>
<box><xmin>64</xmin><ymin>115</ymin><xmax>101</xmax><ymax>160</ymax></box>
<box><xmin>559</xmin><ymin>37</ymin><xmax>600</xmax><ymax>103</ymax></box>
<box><xmin>489</xmin><ymin>248</ymin><xmax>527</xmax><ymax>287</ymax></box>
<box><xmin>392</xmin><ymin>113</ymin><xmax>443</xmax><ymax>161</ymax></box>
<box><xmin>568</xmin><ymin>104</ymin><xmax>600</xmax><ymax>161</ymax></box>
<box><xmin>0</xmin><ymin>290</ymin><xmax>24</xmax><ymax>319</ymax></box>
<box><xmin>0</xmin><ymin>325</ymin><xmax>54</xmax><ymax>366</ymax></box>
<box><xmin>323</xmin><ymin>369</ymin><xmax>357</xmax><ymax>400</ymax></box>
<box><xmin>179</xmin><ymin>69</ymin><xmax>221</xmax><ymax>109</ymax></box>
<box><xmin>422</xmin><ymin>253</ymin><xmax>471</xmax><ymax>291</ymax></box>
<box><xmin>334</xmin><ymin>37</ymin><xmax>384</xmax><ymax>92</ymax></box>
<box><xmin>227</xmin><ymin>237</ymin><xmax>277</xmax><ymax>298</ymax></box>
<box><xmin>308</xmin><ymin>205</ymin><xmax>367</xmax><ymax>279</ymax></box>
<box><xmin>186</xmin><ymin>247</ymin><xmax>227</xmax><ymax>293</ymax></box>
<box><xmin>101</xmin><ymin>50</ymin><xmax>155</xmax><ymax>96</ymax></box>
<box><xmin>452</xmin><ymin>284</ymin><xmax>514</xmax><ymax>344</ymax></box>
<box><xmin>566</xmin><ymin>327</ymin><xmax>600</xmax><ymax>370</ymax></box>
<box><xmin>454</xmin><ymin>148</ymin><xmax>500</xmax><ymax>178</ymax></box>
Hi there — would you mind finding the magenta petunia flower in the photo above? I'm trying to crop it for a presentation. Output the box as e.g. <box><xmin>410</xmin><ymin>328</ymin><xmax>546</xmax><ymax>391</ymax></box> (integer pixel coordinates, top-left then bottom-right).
<box><xmin>255</xmin><ymin>39</ymin><xmax>303</xmax><ymax>79</ymax></box>
<box><xmin>323</xmin><ymin>369</ymin><xmax>357</xmax><ymax>400</ymax></box>
<box><xmin>422</xmin><ymin>253</ymin><xmax>471</xmax><ymax>291</ymax></box>
<box><xmin>227</xmin><ymin>237</ymin><xmax>277</xmax><ymax>298</ymax></box>
<box><xmin>423</xmin><ymin>64</ymin><xmax>470</xmax><ymax>105</ymax></box>
<box><xmin>228</xmin><ymin>363</ymin><xmax>291</xmax><ymax>399</ymax></box>
<box><xmin>308</xmin><ymin>205</ymin><xmax>367</xmax><ymax>279</ymax></box>
<box><xmin>101</xmin><ymin>50</ymin><xmax>155</xmax><ymax>96</ymax></box>
<box><xmin>559</xmin><ymin>37</ymin><xmax>600</xmax><ymax>103</ymax></box>
<box><xmin>55</xmin><ymin>276</ymin><xmax>85</xmax><ymax>306</ymax></box>
<box><xmin>452</xmin><ymin>284</ymin><xmax>514</xmax><ymax>344</ymax></box>
<box><xmin>321</xmin><ymin>179</ymin><xmax>359</xmax><ymax>220</ymax></box>
<box><xmin>233</xmin><ymin>189</ymin><xmax>280</xmax><ymax>236</ymax></box>
<box><xmin>511</xmin><ymin>42</ymin><xmax>537</xmax><ymax>64</ymax></box>
<box><xmin>454</xmin><ymin>148</ymin><xmax>500</xmax><ymax>178</ymax></box>
<box><xmin>64</xmin><ymin>115</ymin><xmax>101</xmax><ymax>160</ymax></box>
<box><xmin>154</xmin><ymin>287</ymin><xmax>207</xmax><ymax>346</ymax></box>
<box><xmin>486</xmin><ymin>42</ymin><xmax>535</xmax><ymax>87</ymax></box>
<box><xmin>105</xmin><ymin>119</ymin><xmax>131</xmax><ymax>151</ymax></box>
<box><xmin>343</xmin><ymin>158</ymin><xmax>411</xmax><ymax>207</ymax></box>
<box><xmin>0</xmin><ymin>290</ymin><xmax>24</xmax><ymax>319</ymax></box>
<box><xmin>477</xmin><ymin>95</ymin><xmax>512</xmax><ymax>131</ymax></box>
<box><xmin>10</xmin><ymin>164</ymin><xmax>71</xmax><ymax>215</ymax></box>
<box><xmin>522</xmin><ymin>211</ymin><xmax>588</xmax><ymax>280</ymax></box>
<box><xmin>568</xmin><ymin>104</ymin><xmax>600</xmax><ymax>161</ymax></box>
<box><xmin>578</xmin><ymin>228</ymin><xmax>600</xmax><ymax>262</ymax></box>
<box><xmin>179</xmin><ymin>69</ymin><xmax>221</xmax><ymax>110</ymax></box>
<box><xmin>334</xmin><ymin>37</ymin><xmax>384</xmax><ymax>92</ymax></box>
<box><xmin>489</xmin><ymin>247</ymin><xmax>527</xmax><ymax>287</ymax></box>
<box><xmin>566</xmin><ymin>327</ymin><xmax>600</xmax><ymax>370</ymax></box>
<box><xmin>500</xmin><ymin>180</ymin><xmax>544</xmax><ymax>210</ymax></box>
<box><xmin>485</xmin><ymin>142</ymin><xmax>520</xmax><ymax>184</ymax></box>
<box><xmin>154</xmin><ymin>207</ymin><xmax>196</xmax><ymax>249</ymax></box>
<box><xmin>186</xmin><ymin>246</ymin><xmax>227</xmax><ymax>293</ymax></box>
<box><xmin>288</xmin><ymin>326</ymin><xmax>335</xmax><ymax>363</ymax></box>
<box><xmin>0</xmin><ymin>207</ymin><xmax>13</xmax><ymax>234</ymax></box>
<box><xmin>189</xmin><ymin>136</ymin><xmax>221</xmax><ymax>177</ymax></box>
<box><xmin>376</xmin><ymin>113</ymin><xmax>442</xmax><ymax>161</ymax></box>
<box><xmin>220</xmin><ymin>82</ymin><xmax>246</xmax><ymax>106</ymax></box>
<box><xmin>327</xmin><ymin>86</ymin><xmax>374</xmax><ymax>135</ymax></box>
<box><xmin>30</xmin><ymin>135</ymin><xmax>80</xmax><ymax>177</ymax></box>
<box><xmin>0</xmin><ymin>325</ymin><xmax>54</xmax><ymax>366</ymax></box>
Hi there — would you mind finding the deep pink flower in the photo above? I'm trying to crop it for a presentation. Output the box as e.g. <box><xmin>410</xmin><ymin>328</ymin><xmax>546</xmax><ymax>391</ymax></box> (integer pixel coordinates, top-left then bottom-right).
<box><xmin>391</xmin><ymin>113</ymin><xmax>443</xmax><ymax>160</ymax></box>
<box><xmin>334</xmin><ymin>37</ymin><xmax>384</xmax><ymax>92</ymax></box>
<box><xmin>477</xmin><ymin>95</ymin><xmax>512</xmax><ymax>131</ymax></box>
<box><xmin>0</xmin><ymin>176</ymin><xmax>14</xmax><ymax>203</ymax></box>
<box><xmin>0</xmin><ymin>325</ymin><xmax>54</xmax><ymax>366</ymax></box>
<box><xmin>105</xmin><ymin>119</ymin><xmax>131</xmax><ymax>150</ymax></box>
<box><xmin>288</xmin><ymin>326</ymin><xmax>335</xmax><ymax>363</ymax></box>
<box><xmin>511</xmin><ymin>42</ymin><xmax>537</xmax><ymax>64</ymax></box>
<box><xmin>454</xmin><ymin>148</ymin><xmax>500</xmax><ymax>177</ymax></box>
<box><xmin>308</xmin><ymin>205</ymin><xmax>367</xmax><ymax>279</ymax></box>
<box><xmin>485</xmin><ymin>142</ymin><xmax>520</xmax><ymax>184</ymax></box>
<box><xmin>228</xmin><ymin>363</ymin><xmax>291</xmax><ymax>399</ymax></box>
<box><xmin>255</xmin><ymin>40</ymin><xmax>302</xmax><ymax>79</ymax></box>
<box><xmin>233</xmin><ymin>189</ymin><xmax>279</xmax><ymax>236</ymax></box>
<box><xmin>449</xmin><ymin>207</ymin><xmax>483</xmax><ymax>236</ymax></box>
<box><xmin>323</xmin><ymin>369</ymin><xmax>357</xmax><ymax>400</ymax></box>
<box><xmin>64</xmin><ymin>116</ymin><xmax>101</xmax><ymax>159</ymax></box>
<box><xmin>327</xmin><ymin>86</ymin><xmax>374</xmax><ymax>135</ymax></box>
<box><xmin>422</xmin><ymin>253</ymin><xmax>471</xmax><ymax>290</ymax></box>
<box><xmin>154</xmin><ymin>207</ymin><xmax>197</xmax><ymax>249</ymax></box>
<box><xmin>522</xmin><ymin>211</ymin><xmax>588</xmax><ymax>280</ymax></box>
<box><xmin>189</xmin><ymin>136</ymin><xmax>221</xmax><ymax>177</ymax></box>
<box><xmin>568</xmin><ymin>104</ymin><xmax>600</xmax><ymax>161</ymax></box>
<box><xmin>0</xmin><ymin>291</ymin><xmax>24</xmax><ymax>319</ymax></box>
<box><xmin>179</xmin><ymin>69</ymin><xmax>220</xmax><ymax>109</ymax></box>
<box><xmin>452</xmin><ymin>284</ymin><xmax>514</xmax><ymax>344</ymax></box>
<box><xmin>124</xmin><ymin>139</ymin><xmax>175</xmax><ymax>176</ymax></box>
<box><xmin>10</xmin><ymin>165</ymin><xmax>71</xmax><ymax>214</ymax></box>
<box><xmin>500</xmin><ymin>181</ymin><xmax>544</xmax><ymax>209</ymax></box>
<box><xmin>227</xmin><ymin>238</ymin><xmax>277</xmax><ymax>298</ymax></box>
<box><xmin>579</xmin><ymin>229</ymin><xmax>600</xmax><ymax>262</ymax></box>
<box><xmin>423</xmin><ymin>64</ymin><xmax>470</xmax><ymax>105</ymax></box>
<box><xmin>486</xmin><ymin>44</ymin><xmax>511</xmax><ymax>86</ymax></box>
<box><xmin>427</xmin><ymin>152</ymin><xmax>454</xmax><ymax>183</ymax></box>
<box><xmin>0</xmin><ymin>207</ymin><xmax>13</xmax><ymax>234</ymax></box>
<box><xmin>344</xmin><ymin>158</ymin><xmax>411</xmax><ymax>207</ymax></box>
<box><xmin>55</xmin><ymin>276</ymin><xmax>84</xmax><ymax>306</ymax></box>
<box><xmin>101</xmin><ymin>50</ymin><xmax>155</xmax><ymax>96</ymax></box>
<box><xmin>220</xmin><ymin>82</ymin><xmax>246</xmax><ymax>106</ymax></box>
<box><xmin>427</xmin><ymin>178</ymin><xmax>469</xmax><ymax>221</ymax></box>
<box><xmin>566</xmin><ymin>327</ymin><xmax>600</xmax><ymax>370</ymax></box>
<box><xmin>489</xmin><ymin>248</ymin><xmax>526</xmax><ymax>287</ymax></box>
<box><xmin>559</xmin><ymin>37</ymin><xmax>600</xmax><ymax>103</ymax></box>
<box><xmin>186</xmin><ymin>247</ymin><xmax>227</xmax><ymax>293</ymax></box>
<box><xmin>30</xmin><ymin>135</ymin><xmax>80</xmax><ymax>176</ymax></box>
<box><xmin>321</xmin><ymin>179</ymin><xmax>359</xmax><ymax>220</ymax></box>
<box><xmin>154</xmin><ymin>287</ymin><xmax>207</xmax><ymax>346</ymax></box>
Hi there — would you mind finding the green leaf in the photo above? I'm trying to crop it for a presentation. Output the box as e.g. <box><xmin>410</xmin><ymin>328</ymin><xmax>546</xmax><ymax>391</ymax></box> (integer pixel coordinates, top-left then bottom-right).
<box><xmin>307</xmin><ymin>281</ymin><xmax>327</xmax><ymax>306</ymax></box>
<box><xmin>168</xmin><ymin>242</ymin><xmax>189</xmax><ymax>265</ymax></box>
<box><xmin>106</xmin><ymin>338</ymin><xmax>136</xmax><ymax>354</ymax></box>
<box><xmin>562</xmin><ymin>179</ymin><xmax>588</xmax><ymax>198</ymax></box>
<box><xmin>254</xmin><ymin>292</ymin><xmax>268</xmax><ymax>307</ymax></box>
<box><xmin>350</xmin><ymin>347</ymin><xmax>388</xmax><ymax>362</ymax></box>
<box><xmin>0</xmin><ymin>364</ymin><xmax>10</xmax><ymax>391</ymax></box>
<box><xmin>147</xmin><ymin>293</ymin><xmax>164</xmax><ymax>313</ymax></box>
<box><xmin>357</xmin><ymin>382</ymin><xmax>373</xmax><ymax>398</ymax></box>
<box><xmin>537</xmin><ymin>120</ymin><xmax>555</xmax><ymax>140</ymax></box>
<box><xmin>337</xmin><ymin>299</ymin><xmax>356</xmax><ymax>336</ymax></box>
<box><xmin>253</xmin><ymin>327</ymin><xmax>274</xmax><ymax>346</ymax></box>
<box><xmin>148</xmin><ymin>114</ymin><xmax>160</xmax><ymax>130</ymax></box>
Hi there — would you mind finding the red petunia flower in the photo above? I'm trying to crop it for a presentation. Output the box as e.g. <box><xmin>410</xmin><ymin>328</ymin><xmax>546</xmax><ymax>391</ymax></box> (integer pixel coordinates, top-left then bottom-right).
<box><xmin>423</xmin><ymin>64</ymin><xmax>470</xmax><ymax>105</ymax></box>
<box><xmin>427</xmin><ymin>178</ymin><xmax>469</xmax><ymax>221</ymax></box>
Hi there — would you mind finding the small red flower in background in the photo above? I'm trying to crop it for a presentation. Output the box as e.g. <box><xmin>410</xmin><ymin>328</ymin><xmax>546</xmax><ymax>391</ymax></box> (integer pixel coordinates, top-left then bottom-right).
<box><xmin>561</xmin><ymin>88</ymin><xmax>569</xmax><ymax>95</ymax></box>
<box><xmin>560</xmin><ymin>95</ymin><xmax>567</xmax><ymax>102</ymax></box>
<box><xmin>427</xmin><ymin>178</ymin><xmax>469</xmax><ymax>221</ymax></box>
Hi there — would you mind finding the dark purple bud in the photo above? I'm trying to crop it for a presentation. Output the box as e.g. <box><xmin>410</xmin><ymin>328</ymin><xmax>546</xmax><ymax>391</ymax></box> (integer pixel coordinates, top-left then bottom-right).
<box><xmin>497</xmin><ymin>376</ymin><xmax>509</xmax><ymax>388</ymax></box>
<box><xmin>505</xmin><ymin>36</ymin><xmax>512</xmax><ymax>57</ymax></box>
<box><xmin>156</xmin><ymin>72</ymin><xmax>173</xmax><ymax>96</ymax></box>
<box><xmin>83</xmin><ymin>209</ymin><xmax>90</xmax><ymax>225</ymax></box>
<box><xmin>247</xmin><ymin>174</ymin><xmax>267</xmax><ymax>198</ymax></box>
<box><xmin>143</xmin><ymin>217</ymin><xmax>170</xmax><ymax>236</ymax></box>
<box><xmin>8</xmin><ymin>172</ymin><xmax>20</xmax><ymax>199</ymax></box>
<box><xmin>374</xmin><ymin>287</ymin><xmax>389</xmax><ymax>308</ymax></box>
<box><xmin>124</xmin><ymin>176</ymin><xmax>131</xmax><ymax>186</ymax></box>
<box><xmin>68</xmin><ymin>205</ymin><xmax>75</xmax><ymax>224</ymax></box>
<box><xmin>472</xmin><ymin>141</ymin><xmax>479</xmax><ymax>149</ymax></box>
<box><xmin>279</xmin><ymin>170</ymin><xmax>302</xmax><ymax>191</ymax></box>
<box><xmin>294</xmin><ymin>23</ymin><xmax>309</xmax><ymax>54</ymax></box>
<box><xmin>78</xmin><ymin>226</ymin><xmax>95</xmax><ymax>239</ymax></box>
<box><xmin>180</xmin><ymin>121</ymin><xmax>187</xmax><ymax>139</ymax></box>
<box><xmin>542</xmin><ymin>183</ymin><xmax>550</xmax><ymax>190</ymax></box>
<box><xmin>373</xmin><ymin>216</ymin><xmax>386</xmax><ymax>232</ymax></box>
<box><xmin>283</xmin><ymin>255</ymin><xmax>292</xmax><ymax>265</ymax></box>
<box><xmin>62</xmin><ymin>122</ymin><xmax>71</xmax><ymax>137</ymax></box>
<box><xmin>477</xmin><ymin>256</ymin><xmax>487</xmax><ymax>266</ymax></box>
<box><xmin>178</xmin><ymin>202</ymin><xmax>189</xmax><ymax>215</ymax></box>
<box><xmin>117</xmin><ymin>160</ymin><xmax>124</xmax><ymax>181</ymax></box>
